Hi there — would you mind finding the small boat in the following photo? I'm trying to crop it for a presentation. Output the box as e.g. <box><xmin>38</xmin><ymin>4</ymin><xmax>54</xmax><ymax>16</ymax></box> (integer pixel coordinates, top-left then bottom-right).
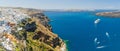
<box><xmin>94</xmin><ymin>37</ymin><xmax>100</xmax><ymax>45</ymax></box>
<box><xmin>106</xmin><ymin>32</ymin><xmax>110</xmax><ymax>38</ymax></box>
<box><xmin>94</xmin><ymin>19</ymin><xmax>100</xmax><ymax>24</ymax></box>
<box><xmin>94</xmin><ymin>37</ymin><xmax>98</xmax><ymax>43</ymax></box>
<box><xmin>94</xmin><ymin>38</ymin><xmax>97</xmax><ymax>42</ymax></box>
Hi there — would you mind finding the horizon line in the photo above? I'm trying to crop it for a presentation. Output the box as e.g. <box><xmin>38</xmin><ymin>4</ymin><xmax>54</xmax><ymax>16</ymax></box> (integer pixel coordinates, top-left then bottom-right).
<box><xmin>0</xmin><ymin>6</ymin><xmax>119</xmax><ymax>10</ymax></box>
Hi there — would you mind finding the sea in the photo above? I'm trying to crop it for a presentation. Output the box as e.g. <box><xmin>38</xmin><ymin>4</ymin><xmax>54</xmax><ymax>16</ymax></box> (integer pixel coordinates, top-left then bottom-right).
<box><xmin>44</xmin><ymin>10</ymin><xmax>120</xmax><ymax>51</ymax></box>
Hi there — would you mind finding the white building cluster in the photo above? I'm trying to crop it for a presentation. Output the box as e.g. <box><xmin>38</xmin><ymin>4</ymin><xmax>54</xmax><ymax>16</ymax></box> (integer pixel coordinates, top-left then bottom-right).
<box><xmin>0</xmin><ymin>8</ymin><xmax>30</xmax><ymax>34</ymax></box>
<box><xmin>0</xmin><ymin>8</ymin><xmax>30</xmax><ymax>51</ymax></box>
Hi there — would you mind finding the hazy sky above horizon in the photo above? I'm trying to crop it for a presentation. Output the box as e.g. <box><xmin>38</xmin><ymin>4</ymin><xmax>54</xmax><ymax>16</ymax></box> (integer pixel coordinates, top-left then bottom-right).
<box><xmin>0</xmin><ymin>0</ymin><xmax>119</xmax><ymax>9</ymax></box>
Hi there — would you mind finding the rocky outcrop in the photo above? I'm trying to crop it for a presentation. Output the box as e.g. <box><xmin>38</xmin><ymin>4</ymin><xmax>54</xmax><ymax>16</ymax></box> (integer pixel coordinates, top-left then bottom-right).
<box><xmin>0</xmin><ymin>7</ymin><xmax>66</xmax><ymax>51</ymax></box>
<box><xmin>24</xmin><ymin>8</ymin><xmax>52</xmax><ymax>31</ymax></box>
<box><xmin>29</xmin><ymin>12</ymin><xmax>52</xmax><ymax>31</ymax></box>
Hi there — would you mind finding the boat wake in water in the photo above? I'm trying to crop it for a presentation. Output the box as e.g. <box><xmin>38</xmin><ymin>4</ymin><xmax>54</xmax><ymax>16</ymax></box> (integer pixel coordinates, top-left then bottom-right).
<box><xmin>93</xmin><ymin>19</ymin><xmax>111</xmax><ymax>49</ymax></box>
<box><xmin>96</xmin><ymin>46</ymin><xmax>107</xmax><ymax>49</ymax></box>
<box><xmin>94</xmin><ymin>37</ymin><xmax>108</xmax><ymax>49</ymax></box>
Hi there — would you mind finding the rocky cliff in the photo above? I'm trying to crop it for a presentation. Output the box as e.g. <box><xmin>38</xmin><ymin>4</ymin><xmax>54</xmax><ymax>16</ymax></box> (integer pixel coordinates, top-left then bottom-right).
<box><xmin>0</xmin><ymin>7</ymin><xmax>66</xmax><ymax>51</ymax></box>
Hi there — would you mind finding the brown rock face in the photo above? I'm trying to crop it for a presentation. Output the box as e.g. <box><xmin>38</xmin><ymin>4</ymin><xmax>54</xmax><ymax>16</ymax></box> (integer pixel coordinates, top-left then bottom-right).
<box><xmin>14</xmin><ymin>8</ymin><xmax>66</xmax><ymax>51</ymax></box>
<box><xmin>0</xmin><ymin>7</ymin><xmax>66</xmax><ymax>51</ymax></box>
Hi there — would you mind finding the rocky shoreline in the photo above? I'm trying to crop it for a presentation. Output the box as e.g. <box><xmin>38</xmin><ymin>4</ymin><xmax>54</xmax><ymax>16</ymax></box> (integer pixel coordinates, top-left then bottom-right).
<box><xmin>0</xmin><ymin>7</ymin><xmax>66</xmax><ymax>51</ymax></box>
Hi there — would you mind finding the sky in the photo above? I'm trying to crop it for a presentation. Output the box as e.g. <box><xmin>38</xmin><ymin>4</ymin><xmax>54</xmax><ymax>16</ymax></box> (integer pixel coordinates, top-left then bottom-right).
<box><xmin>0</xmin><ymin>0</ymin><xmax>119</xmax><ymax>9</ymax></box>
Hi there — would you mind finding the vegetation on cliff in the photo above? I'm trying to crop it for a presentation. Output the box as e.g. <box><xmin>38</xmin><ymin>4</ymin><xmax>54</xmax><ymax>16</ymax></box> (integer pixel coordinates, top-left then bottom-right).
<box><xmin>0</xmin><ymin>7</ymin><xmax>66</xmax><ymax>51</ymax></box>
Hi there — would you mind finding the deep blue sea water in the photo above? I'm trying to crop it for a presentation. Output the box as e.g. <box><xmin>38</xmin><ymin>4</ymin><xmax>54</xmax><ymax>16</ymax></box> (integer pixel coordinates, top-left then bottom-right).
<box><xmin>44</xmin><ymin>11</ymin><xmax>120</xmax><ymax>51</ymax></box>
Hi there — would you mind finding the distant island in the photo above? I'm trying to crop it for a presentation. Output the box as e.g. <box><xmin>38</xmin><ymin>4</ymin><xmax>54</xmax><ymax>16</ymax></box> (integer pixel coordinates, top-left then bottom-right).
<box><xmin>96</xmin><ymin>11</ymin><xmax>120</xmax><ymax>17</ymax></box>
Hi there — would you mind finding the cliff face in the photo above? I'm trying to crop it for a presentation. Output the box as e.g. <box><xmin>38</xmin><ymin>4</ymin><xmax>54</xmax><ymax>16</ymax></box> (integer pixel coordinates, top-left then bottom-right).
<box><xmin>0</xmin><ymin>8</ymin><xmax>66</xmax><ymax>51</ymax></box>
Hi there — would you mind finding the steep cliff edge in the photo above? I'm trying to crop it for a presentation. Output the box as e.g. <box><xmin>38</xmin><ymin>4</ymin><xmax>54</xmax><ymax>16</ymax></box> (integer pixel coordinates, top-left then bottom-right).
<box><xmin>0</xmin><ymin>8</ymin><xmax>66</xmax><ymax>51</ymax></box>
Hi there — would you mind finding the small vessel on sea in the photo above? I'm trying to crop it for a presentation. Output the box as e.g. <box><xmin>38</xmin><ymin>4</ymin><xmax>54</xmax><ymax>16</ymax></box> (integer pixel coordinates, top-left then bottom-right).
<box><xmin>106</xmin><ymin>32</ymin><xmax>110</xmax><ymax>38</ymax></box>
<box><xmin>94</xmin><ymin>19</ymin><xmax>101</xmax><ymax>24</ymax></box>
<box><xmin>94</xmin><ymin>37</ymin><xmax>101</xmax><ymax>45</ymax></box>
<box><xmin>94</xmin><ymin>37</ymin><xmax>98</xmax><ymax>43</ymax></box>
<box><xmin>94</xmin><ymin>38</ymin><xmax>98</xmax><ymax>44</ymax></box>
